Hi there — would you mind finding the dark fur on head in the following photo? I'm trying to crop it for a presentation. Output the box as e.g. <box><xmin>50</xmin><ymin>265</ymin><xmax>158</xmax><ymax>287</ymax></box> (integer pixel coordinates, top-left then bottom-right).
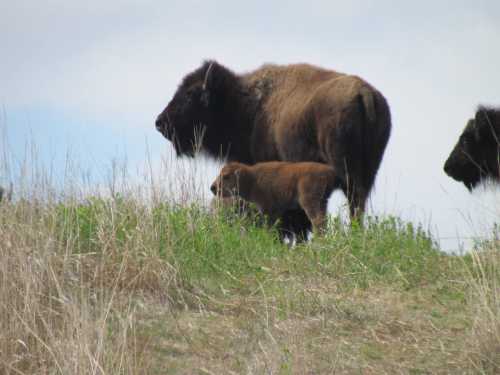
<box><xmin>155</xmin><ymin>60</ymin><xmax>255</xmax><ymax>162</ymax></box>
<box><xmin>444</xmin><ymin>106</ymin><xmax>500</xmax><ymax>190</ymax></box>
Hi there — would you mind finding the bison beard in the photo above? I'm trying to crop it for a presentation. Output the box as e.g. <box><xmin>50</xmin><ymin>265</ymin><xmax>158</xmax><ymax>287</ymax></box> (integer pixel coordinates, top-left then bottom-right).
<box><xmin>156</xmin><ymin>60</ymin><xmax>392</xmax><ymax>238</ymax></box>
<box><xmin>444</xmin><ymin>106</ymin><xmax>500</xmax><ymax>190</ymax></box>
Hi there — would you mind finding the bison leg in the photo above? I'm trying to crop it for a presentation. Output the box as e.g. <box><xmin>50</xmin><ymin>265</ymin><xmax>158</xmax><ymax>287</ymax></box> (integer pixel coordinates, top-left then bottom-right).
<box><xmin>343</xmin><ymin>184</ymin><xmax>367</xmax><ymax>225</ymax></box>
<box><xmin>350</xmin><ymin>189</ymin><xmax>367</xmax><ymax>224</ymax></box>
<box><xmin>280</xmin><ymin>209</ymin><xmax>312</xmax><ymax>243</ymax></box>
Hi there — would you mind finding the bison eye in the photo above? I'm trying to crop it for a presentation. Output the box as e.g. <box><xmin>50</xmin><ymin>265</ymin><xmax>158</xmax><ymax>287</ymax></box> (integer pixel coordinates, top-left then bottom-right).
<box><xmin>185</xmin><ymin>88</ymin><xmax>200</xmax><ymax>100</ymax></box>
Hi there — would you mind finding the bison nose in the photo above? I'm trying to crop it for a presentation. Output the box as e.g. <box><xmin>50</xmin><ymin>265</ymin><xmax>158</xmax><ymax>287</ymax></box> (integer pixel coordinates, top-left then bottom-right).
<box><xmin>210</xmin><ymin>184</ymin><xmax>216</xmax><ymax>194</ymax></box>
<box><xmin>155</xmin><ymin>116</ymin><xmax>163</xmax><ymax>131</ymax></box>
<box><xmin>443</xmin><ymin>160</ymin><xmax>452</xmax><ymax>176</ymax></box>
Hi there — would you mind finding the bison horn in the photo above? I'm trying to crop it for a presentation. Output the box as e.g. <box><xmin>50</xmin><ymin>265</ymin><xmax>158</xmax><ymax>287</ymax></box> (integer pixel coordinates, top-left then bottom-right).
<box><xmin>202</xmin><ymin>62</ymin><xmax>215</xmax><ymax>91</ymax></box>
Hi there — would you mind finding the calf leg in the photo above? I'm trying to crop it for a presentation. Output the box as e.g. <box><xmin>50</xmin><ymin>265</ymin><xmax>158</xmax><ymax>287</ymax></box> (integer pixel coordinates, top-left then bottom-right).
<box><xmin>301</xmin><ymin>200</ymin><xmax>328</xmax><ymax>235</ymax></box>
<box><xmin>280</xmin><ymin>209</ymin><xmax>312</xmax><ymax>243</ymax></box>
<box><xmin>297</xmin><ymin>183</ymin><xmax>329</xmax><ymax>235</ymax></box>
<box><xmin>262</xmin><ymin>209</ymin><xmax>288</xmax><ymax>240</ymax></box>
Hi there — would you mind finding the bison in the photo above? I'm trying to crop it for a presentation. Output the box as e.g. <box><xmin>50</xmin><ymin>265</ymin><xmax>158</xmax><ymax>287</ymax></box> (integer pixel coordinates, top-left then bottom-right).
<box><xmin>444</xmin><ymin>106</ymin><xmax>500</xmax><ymax>190</ymax></box>
<box><xmin>0</xmin><ymin>183</ymin><xmax>12</xmax><ymax>203</ymax></box>
<box><xmin>211</xmin><ymin>161</ymin><xmax>340</xmax><ymax>234</ymax></box>
<box><xmin>156</xmin><ymin>60</ymin><xmax>391</xmax><ymax>234</ymax></box>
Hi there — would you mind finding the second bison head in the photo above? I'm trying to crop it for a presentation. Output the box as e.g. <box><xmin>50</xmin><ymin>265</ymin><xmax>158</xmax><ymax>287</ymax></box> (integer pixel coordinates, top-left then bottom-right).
<box><xmin>444</xmin><ymin>107</ymin><xmax>500</xmax><ymax>190</ymax></box>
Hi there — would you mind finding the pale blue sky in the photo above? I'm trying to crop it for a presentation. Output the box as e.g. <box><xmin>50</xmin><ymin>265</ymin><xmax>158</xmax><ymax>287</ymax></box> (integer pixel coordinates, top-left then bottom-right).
<box><xmin>1</xmin><ymin>0</ymin><xmax>500</xmax><ymax>251</ymax></box>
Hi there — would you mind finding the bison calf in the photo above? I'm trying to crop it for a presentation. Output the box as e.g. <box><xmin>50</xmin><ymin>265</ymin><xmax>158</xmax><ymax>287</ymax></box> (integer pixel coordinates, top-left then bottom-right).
<box><xmin>444</xmin><ymin>106</ymin><xmax>500</xmax><ymax>190</ymax></box>
<box><xmin>211</xmin><ymin>161</ymin><xmax>340</xmax><ymax>235</ymax></box>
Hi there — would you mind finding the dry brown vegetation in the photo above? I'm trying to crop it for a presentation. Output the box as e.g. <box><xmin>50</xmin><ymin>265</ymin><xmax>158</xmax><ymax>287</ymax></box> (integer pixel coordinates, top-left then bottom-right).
<box><xmin>465</xmin><ymin>238</ymin><xmax>500</xmax><ymax>373</ymax></box>
<box><xmin>0</xmin><ymin>191</ymin><xmax>499</xmax><ymax>374</ymax></box>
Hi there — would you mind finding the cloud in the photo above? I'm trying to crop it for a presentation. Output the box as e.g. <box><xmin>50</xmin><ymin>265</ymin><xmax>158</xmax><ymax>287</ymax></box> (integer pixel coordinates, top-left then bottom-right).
<box><xmin>2</xmin><ymin>2</ymin><xmax>499</xmax><ymax>114</ymax></box>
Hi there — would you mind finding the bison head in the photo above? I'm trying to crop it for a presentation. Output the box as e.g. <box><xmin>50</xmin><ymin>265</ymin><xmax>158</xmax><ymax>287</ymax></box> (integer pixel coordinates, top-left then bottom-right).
<box><xmin>155</xmin><ymin>60</ymin><xmax>245</xmax><ymax>159</ymax></box>
<box><xmin>444</xmin><ymin>107</ymin><xmax>500</xmax><ymax>190</ymax></box>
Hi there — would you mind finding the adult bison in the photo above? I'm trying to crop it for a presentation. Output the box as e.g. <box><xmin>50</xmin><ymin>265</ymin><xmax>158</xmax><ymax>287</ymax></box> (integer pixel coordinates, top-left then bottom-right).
<box><xmin>444</xmin><ymin>106</ymin><xmax>500</xmax><ymax>190</ymax></box>
<box><xmin>156</xmin><ymin>60</ymin><xmax>391</xmax><ymax>233</ymax></box>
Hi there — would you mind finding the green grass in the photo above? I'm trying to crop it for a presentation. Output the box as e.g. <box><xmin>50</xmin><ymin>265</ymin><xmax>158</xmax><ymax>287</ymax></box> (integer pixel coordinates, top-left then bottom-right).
<box><xmin>51</xmin><ymin>197</ymin><xmax>449</xmax><ymax>293</ymax></box>
<box><xmin>1</xmin><ymin>196</ymin><xmax>499</xmax><ymax>374</ymax></box>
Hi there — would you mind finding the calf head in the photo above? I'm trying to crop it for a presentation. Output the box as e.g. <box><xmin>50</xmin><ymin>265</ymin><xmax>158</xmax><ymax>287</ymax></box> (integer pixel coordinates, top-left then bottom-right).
<box><xmin>210</xmin><ymin>163</ymin><xmax>246</xmax><ymax>198</ymax></box>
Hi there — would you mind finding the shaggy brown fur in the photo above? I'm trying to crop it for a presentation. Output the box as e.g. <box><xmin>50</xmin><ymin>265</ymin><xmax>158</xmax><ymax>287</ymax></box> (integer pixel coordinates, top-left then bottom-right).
<box><xmin>211</xmin><ymin>161</ymin><xmax>340</xmax><ymax>234</ymax></box>
<box><xmin>156</xmin><ymin>60</ymin><xmax>391</xmax><ymax>232</ymax></box>
<box><xmin>444</xmin><ymin>106</ymin><xmax>500</xmax><ymax>190</ymax></box>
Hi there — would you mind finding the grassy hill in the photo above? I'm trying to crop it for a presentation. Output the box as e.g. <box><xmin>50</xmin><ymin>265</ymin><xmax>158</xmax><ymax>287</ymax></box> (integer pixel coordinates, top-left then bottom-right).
<box><xmin>1</xmin><ymin>196</ymin><xmax>499</xmax><ymax>374</ymax></box>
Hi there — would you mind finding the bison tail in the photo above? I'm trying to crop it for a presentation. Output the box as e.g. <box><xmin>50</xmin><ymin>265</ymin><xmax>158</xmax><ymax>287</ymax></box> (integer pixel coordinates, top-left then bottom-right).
<box><xmin>360</xmin><ymin>89</ymin><xmax>391</xmax><ymax>195</ymax></box>
<box><xmin>360</xmin><ymin>87</ymin><xmax>376</xmax><ymax>124</ymax></box>
<box><xmin>359</xmin><ymin>87</ymin><xmax>385</xmax><ymax>195</ymax></box>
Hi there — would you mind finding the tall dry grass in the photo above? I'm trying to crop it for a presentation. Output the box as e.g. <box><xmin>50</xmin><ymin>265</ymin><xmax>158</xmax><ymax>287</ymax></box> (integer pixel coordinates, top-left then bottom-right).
<box><xmin>0</xmin><ymin>132</ymin><xmax>193</xmax><ymax>373</ymax></box>
<box><xmin>0</xmin><ymin>196</ymin><xmax>180</xmax><ymax>374</ymax></box>
<box><xmin>465</xmin><ymin>236</ymin><xmax>500</xmax><ymax>373</ymax></box>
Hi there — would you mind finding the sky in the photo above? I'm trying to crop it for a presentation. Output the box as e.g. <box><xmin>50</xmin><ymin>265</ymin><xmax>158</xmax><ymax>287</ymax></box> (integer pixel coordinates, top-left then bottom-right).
<box><xmin>1</xmin><ymin>0</ymin><xmax>500</xmax><ymax>252</ymax></box>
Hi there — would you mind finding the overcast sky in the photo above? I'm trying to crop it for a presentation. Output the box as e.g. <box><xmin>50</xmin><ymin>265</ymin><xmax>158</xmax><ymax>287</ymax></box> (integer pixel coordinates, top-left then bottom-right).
<box><xmin>1</xmin><ymin>0</ymin><xmax>500</xmax><ymax>252</ymax></box>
